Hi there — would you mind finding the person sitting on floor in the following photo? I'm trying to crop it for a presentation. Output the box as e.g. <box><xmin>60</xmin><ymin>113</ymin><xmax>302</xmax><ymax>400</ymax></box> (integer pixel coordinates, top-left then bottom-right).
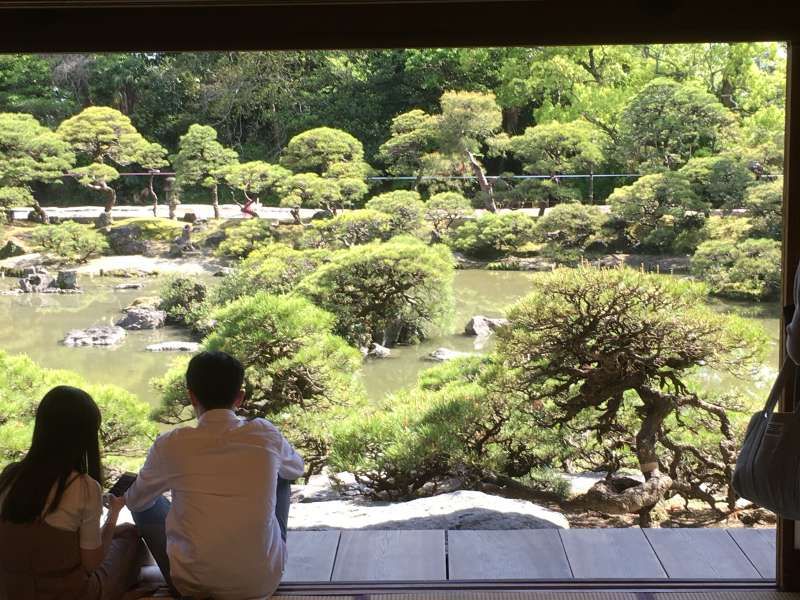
<box><xmin>0</xmin><ymin>385</ymin><xmax>147</xmax><ymax>600</ymax></box>
<box><xmin>125</xmin><ymin>350</ymin><xmax>304</xmax><ymax>600</ymax></box>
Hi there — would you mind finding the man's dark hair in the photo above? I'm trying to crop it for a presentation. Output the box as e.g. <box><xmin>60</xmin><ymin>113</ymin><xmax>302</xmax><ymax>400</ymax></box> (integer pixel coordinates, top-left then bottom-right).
<box><xmin>186</xmin><ymin>351</ymin><xmax>245</xmax><ymax>410</ymax></box>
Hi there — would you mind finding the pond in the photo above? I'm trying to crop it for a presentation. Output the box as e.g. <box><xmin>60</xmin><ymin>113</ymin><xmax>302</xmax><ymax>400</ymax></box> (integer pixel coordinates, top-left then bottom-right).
<box><xmin>0</xmin><ymin>270</ymin><xmax>781</xmax><ymax>408</ymax></box>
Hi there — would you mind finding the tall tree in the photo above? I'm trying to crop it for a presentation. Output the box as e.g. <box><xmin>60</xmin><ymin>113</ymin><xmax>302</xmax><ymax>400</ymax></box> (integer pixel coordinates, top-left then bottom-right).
<box><xmin>618</xmin><ymin>78</ymin><xmax>736</xmax><ymax>171</ymax></box>
<box><xmin>0</xmin><ymin>112</ymin><xmax>75</xmax><ymax>223</ymax></box>
<box><xmin>173</xmin><ymin>124</ymin><xmax>239</xmax><ymax>219</ymax></box>
<box><xmin>508</xmin><ymin>120</ymin><xmax>605</xmax><ymax>214</ymax></box>
<box><xmin>135</xmin><ymin>141</ymin><xmax>169</xmax><ymax>217</ymax></box>
<box><xmin>57</xmin><ymin>106</ymin><xmax>152</xmax><ymax>218</ymax></box>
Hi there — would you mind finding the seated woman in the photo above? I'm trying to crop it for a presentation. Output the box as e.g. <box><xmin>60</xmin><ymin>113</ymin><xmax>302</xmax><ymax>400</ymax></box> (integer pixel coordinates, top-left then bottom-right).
<box><xmin>0</xmin><ymin>385</ymin><xmax>148</xmax><ymax>600</ymax></box>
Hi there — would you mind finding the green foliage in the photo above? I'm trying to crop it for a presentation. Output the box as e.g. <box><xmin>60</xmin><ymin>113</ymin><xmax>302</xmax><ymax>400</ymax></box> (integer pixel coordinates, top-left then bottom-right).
<box><xmin>508</xmin><ymin>120</ymin><xmax>604</xmax><ymax>207</ymax></box>
<box><xmin>280</xmin><ymin>127</ymin><xmax>367</xmax><ymax>175</ymax></box>
<box><xmin>212</xmin><ymin>243</ymin><xmax>331</xmax><ymax>305</ymax></box>
<box><xmin>0</xmin><ymin>113</ymin><xmax>74</xmax><ymax>209</ymax></box>
<box><xmin>738</xmin><ymin>105</ymin><xmax>785</xmax><ymax>175</ymax></box>
<box><xmin>108</xmin><ymin>217</ymin><xmax>185</xmax><ymax>241</ymax></box>
<box><xmin>424</xmin><ymin>191</ymin><xmax>473</xmax><ymax>239</ymax></box>
<box><xmin>30</xmin><ymin>221</ymin><xmax>109</xmax><ymax>263</ymax></box>
<box><xmin>173</xmin><ymin>124</ymin><xmax>238</xmax><ymax>190</ymax></box>
<box><xmin>303</xmin><ymin>209</ymin><xmax>394</xmax><ymax>249</ymax></box>
<box><xmin>692</xmin><ymin>238</ymin><xmax>781</xmax><ymax>300</ymax></box>
<box><xmin>618</xmin><ymin>79</ymin><xmax>736</xmax><ymax>171</ymax></box>
<box><xmin>608</xmin><ymin>172</ymin><xmax>708</xmax><ymax>253</ymax></box>
<box><xmin>448</xmin><ymin>212</ymin><xmax>538</xmax><ymax>258</ymax></box>
<box><xmin>364</xmin><ymin>190</ymin><xmax>426</xmax><ymax>234</ymax></box>
<box><xmin>535</xmin><ymin>203</ymin><xmax>606</xmax><ymax>261</ymax></box>
<box><xmin>215</xmin><ymin>218</ymin><xmax>275</xmax><ymax>258</ymax></box>
<box><xmin>154</xmin><ymin>293</ymin><xmax>365</xmax><ymax>473</ymax></box>
<box><xmin>496</xmin><ymin>267</ymin><xmax>765</xmax><ymax>514</ymax></box>
<box><xmin>0</xmin><ymin>351</ymin><xmax>156</xmax><ymax>473</ymax></box>
<box><xmin>278</xmin><ymin>172</ymin><xmax>346</xmax><ymax>213</ymax></box>
<box><xmin>158</xmin><ymin>275</ymin><xmax>207</xmax><ymax>326</ymax></box>
<box><xmin>678</xmin><ymin>155</ymin><xmax>754</xmax><ymax>210</ymax></box>
<box><xmin>56</xmin><ymin>106</ymin><xmax>148</xmax><ymax>165</ymax></box>
<box><xmin>377</xmin><ymin>109</ymin><xmax>438</xmax><ymax>177</ymax></box>
<box><xmin>222</xmin><ymin>161</ymin><xmax>290</xmax><ymax>203</ymax></box>
<box><xmin>745</xmin><ymin>178</ymin><xmax>783</xmax><ymax>240</ymax></box>
<box><xmin>297</xmin><ymin>236</ymin><xmax>455</xmax><ymax>347</ymax></box>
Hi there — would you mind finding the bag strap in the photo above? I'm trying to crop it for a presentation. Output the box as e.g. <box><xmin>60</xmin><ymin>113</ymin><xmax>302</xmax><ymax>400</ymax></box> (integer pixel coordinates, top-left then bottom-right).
<box><xmin>763</xmin><ymin>358</ymin><xmax>796</xmax><ymax>416</ymax></box>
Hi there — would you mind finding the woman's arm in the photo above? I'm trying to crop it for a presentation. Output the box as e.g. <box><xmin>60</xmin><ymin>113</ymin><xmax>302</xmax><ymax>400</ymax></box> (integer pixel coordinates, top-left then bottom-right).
<box><xmin>80</xmin><ymin>495</ymin><xmax>124</xmax><ymax>572</ymax></box>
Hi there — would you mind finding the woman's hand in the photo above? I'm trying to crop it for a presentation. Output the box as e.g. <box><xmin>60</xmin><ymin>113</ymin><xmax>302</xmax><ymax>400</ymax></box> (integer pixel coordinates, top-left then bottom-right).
<box><xmin>108</xmin><ymin>493</ymin><xmax>126</xmax><ymax>515</ymax></box>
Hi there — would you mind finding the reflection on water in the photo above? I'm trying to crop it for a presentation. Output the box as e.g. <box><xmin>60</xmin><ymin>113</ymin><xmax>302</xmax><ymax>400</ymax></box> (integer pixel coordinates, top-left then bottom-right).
<box><xmin>0</xmin><ymin>270</ymin><xmax>781</xmax><ymax>407</ymax></box>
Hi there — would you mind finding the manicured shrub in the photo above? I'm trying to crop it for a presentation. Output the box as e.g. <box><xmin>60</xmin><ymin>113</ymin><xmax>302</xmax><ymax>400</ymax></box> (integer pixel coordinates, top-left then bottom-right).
<box><xmin>448</xmin><ymin>212</ymin><xmax>538</xmax><ymax>258</ymax></box>
<box><xmin>30</xmin><ymin>221</ymin><xmax>109</xmax><ymax>263</ymax></box>
<box><xmin>424</xmin><ymin>191</ymin><xmax>473</xmax><ymax>241</ymax></box>
<box><xmin>302</xmin><ymin>209</ymin><xmax>394</xmax><ymax>249</ymax></box>
<box><xmin>535</xmin><ymin>203</ymin><xmax>606</xmax><ymax>262</ymax></box>
<box><xmin>215</xmin><ymin>218</ymin><xmax>275</xmax><ymax>258</ymax></box>
<box><xmin>691</xmin><ymin>238</ymin><xmax>781</xmax><ymax>300</ymax></box>
<box><xmin>296</xmin><ymin>236</ymin><xmax>455</xmax><ymax>348</ymax></box>
<box><xmin>158</xmin><ymin>275</ymin><xmax>208</xmax><ymax>326</ymax></box>
<box><xmin>745</xmin><ymin>178</ymin><xmax>783</xmax><ymax>240</ymax></box>
<box><xmin>364</xmin><ymin>190</ymin><xmax>426</xmax><ymax>235</ymax></box>
<box><xmin>608</xmin><ymin>172</ymin><xmax>709</xmax><ymax>253</ymax></box>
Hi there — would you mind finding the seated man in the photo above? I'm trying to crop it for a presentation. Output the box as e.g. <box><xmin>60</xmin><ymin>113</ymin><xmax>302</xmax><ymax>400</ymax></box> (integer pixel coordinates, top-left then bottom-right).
<box><xmin>125</xmin><ymin>351</ymin><xmax>304</xmax><ymax>600</ymax></box>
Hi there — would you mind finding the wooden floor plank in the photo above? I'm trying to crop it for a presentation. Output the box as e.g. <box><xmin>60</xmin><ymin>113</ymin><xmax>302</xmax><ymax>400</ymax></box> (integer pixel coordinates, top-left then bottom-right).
<box><xmin>727</xmin><ymin>528</ymin><xmax>777</xmax><ymax>579</ymax></box>
<box><xmin>282</xmin><ymin>530</ymin><xmax>341</xmax><ymax>582</ymax></box>
<box><xmin>448</xmin><ymin>529</ymin><xmax>573</xmax><ymax>580</ymax></box>
<box><xmin>331</xmin><ymin>530</ymin><xmax>446</xmax><ymax>581</ymax></box>
<box><xmin>644</xmin><ymin>528</ymin><xmax>760</xmax><ymax>579</ymax></box>
<box><xmin>559</xmin><ymin>528</ymin><xmax>667</xmax><ymax>579</ymax></box>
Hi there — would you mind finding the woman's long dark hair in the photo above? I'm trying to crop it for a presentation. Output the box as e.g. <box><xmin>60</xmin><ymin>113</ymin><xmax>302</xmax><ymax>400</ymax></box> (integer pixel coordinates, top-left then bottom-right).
<box><xmin>0</xmin><ymin>386</ymin><xmax>102</xmax><ymax>523</ymax></box>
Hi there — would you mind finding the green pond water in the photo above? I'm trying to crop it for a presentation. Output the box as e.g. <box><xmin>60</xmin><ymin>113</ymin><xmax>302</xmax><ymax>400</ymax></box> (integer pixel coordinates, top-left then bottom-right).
<box><xmin>0</xmin><ymin>270</ymin><xmax>781</xmax><ymax>407</ymax></box>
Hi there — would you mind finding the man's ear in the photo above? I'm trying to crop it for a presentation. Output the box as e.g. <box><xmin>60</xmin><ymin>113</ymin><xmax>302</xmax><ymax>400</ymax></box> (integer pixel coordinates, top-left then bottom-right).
<box><xmin>233</xmin><ymin>389</ymin><xmax>245</xmax><ymax>410</ymax></box>
<box><xmin>188</xmin><ymin>389</ymin><xmax>199</xmax><ymax>409</ymax></box>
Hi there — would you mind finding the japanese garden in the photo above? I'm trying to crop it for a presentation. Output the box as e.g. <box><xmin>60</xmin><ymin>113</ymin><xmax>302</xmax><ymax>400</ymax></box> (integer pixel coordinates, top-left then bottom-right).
<box><xmin>0</xmin><ymin>44</ymin><xmax>787</xmax><ymax>529</ymax></box>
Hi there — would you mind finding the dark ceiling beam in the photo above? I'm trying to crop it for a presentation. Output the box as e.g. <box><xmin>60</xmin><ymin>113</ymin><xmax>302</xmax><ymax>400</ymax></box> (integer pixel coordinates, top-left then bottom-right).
<box><xmin>0</xmin><ymin>0</ymin><xmax>797</xmax><ymax>53</ymax></box>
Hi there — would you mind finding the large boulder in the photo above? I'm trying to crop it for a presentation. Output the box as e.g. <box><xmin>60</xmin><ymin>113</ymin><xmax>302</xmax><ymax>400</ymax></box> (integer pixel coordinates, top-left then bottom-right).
<box><xmin>18</xmin><ymin>268</ymin><xmax>53</xmax><ymax>293</ymax></box>
<box><xmin>107</xmin><ymin>225</ymin><xmax>155</xmax><ymax>256</ymax></box>
<box><xmin>425</xmin><ymin>347</ymin><xmax>472</xmax><ymax>362</ymax></box>
<box><xmin>116</xmin><ymin>307</ymin><xmax>166</xmax><ymax>330</ymax></box>
<box><xmin>63</xmin><ymin>326</ymin><xmax>126</xmax><ymax>347</ymax></box>
<box><xmin>288</xmin><ymin>490</ymin><xmax>569</xmax><ymax>530</ymax></box>
<box><xmin>55</xmin><ymin>270</ymin><xmax>79</xmax><ymax>290</ymax></box>
<box><xmin>0</xmin><ymin>240</ymin><xmax>25</xmax><ymax>259</ymax></box>
<box><xmin>146</xmin><ymin>341</ymin><xmax>201</xmax><ymax>352</ymax></box>
<box><xmin>465</xmin><ymin>315</ymin><xmax>508</xmax><ymax>337</ymax></box>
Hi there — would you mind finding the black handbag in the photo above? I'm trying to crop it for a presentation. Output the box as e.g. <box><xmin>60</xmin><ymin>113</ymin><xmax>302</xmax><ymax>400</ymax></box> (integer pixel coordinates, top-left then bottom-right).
<box><xmin>732</xmin><ymin>356</ymin><xmax>800</xmax><ymax>519</ymax></box>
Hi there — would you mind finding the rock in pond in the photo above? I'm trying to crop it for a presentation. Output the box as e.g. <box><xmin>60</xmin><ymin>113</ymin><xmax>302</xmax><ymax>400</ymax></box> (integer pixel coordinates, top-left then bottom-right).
<box><xmin>114</xmin><ymin>282</ymin><xmax>144</xmax><ymax>290</ymax></box>
<box><xmin>366</xmin><ymin>343</ymin><xmax>392</xmax><ymax>359</ymax></box>
<box><xmin>465</xmin><ymin>315</ymin><xmax>508</xmax><ymax>337</ymax></box>
<box><xmin>64</xmin><ymin>326</ymin><xmax>126</xmax><ymax>347</ymax></box>
<box><xmin>288</xmin><ymin>490</ymin><xmax>568</xmax><ymax>530</ymax></box>
<box><xmin>19</xmin><ymin>268</ymin><xmax>53</xmax><ymax>293</ymax></box>
<box><xmin>146</xmin><ymin>341</ymin><xmax>201</xmax><ymax>352</ymax></box>
<box><xmin>116</xmin><ymin>307</ymin><xmax>167</xmax><ymax>330</ymax></box>
<box><xmin>55</xmin><ymin>270</ymin><xmax>79</xmax><ymax>290</ymax></box>
<box><xmin>426</xmin><ymin>347</ymin><xmax>472</xmax><ymax>362</ymax></box>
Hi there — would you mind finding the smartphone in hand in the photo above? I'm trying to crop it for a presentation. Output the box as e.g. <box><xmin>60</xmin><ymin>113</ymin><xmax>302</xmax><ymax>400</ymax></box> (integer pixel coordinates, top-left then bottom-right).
<box><xmin>108</xmin><ymin>472</ymin><xmax>137</xmax><ymax>497</ymax></box>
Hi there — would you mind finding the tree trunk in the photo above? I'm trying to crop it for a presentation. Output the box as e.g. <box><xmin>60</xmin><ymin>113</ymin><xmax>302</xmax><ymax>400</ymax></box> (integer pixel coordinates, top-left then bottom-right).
<box><xmin>211</xmin><ymin>184</ymin><xmax>220</xmax><ymax>219</ymax></box>
<box><xmin>91</xmin><ymin>181</ymin><xmax>117</xmax><ymax>217</ymax></box>
<box><xmin>466</xmin><ymin>151</ymin><xmax>497</xmax><ymax>212</ymax></box>
<box><xmin>148</xmin><ymin>173</ymin><xmax>159</xmax><ymax>217</ymax></box>
<box><xmin>31</xmin><ymin>200</ymin><xmax>49</xmax><ymax>224</ymax></box>
<box><xmin>240</xmin><ymin>190</ymin><xmax>258</xmax><ymax>218</ymax></box>
<box><xmin>289</xmin><ymin>206</ymin><xmax>302</xmax><ymax>225</ymax></box>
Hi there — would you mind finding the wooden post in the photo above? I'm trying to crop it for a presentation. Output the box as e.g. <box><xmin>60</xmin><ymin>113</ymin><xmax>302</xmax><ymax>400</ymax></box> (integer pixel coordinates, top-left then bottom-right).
<box><xmin>589</xmin><ymin>171</ymin><xmax>594</xmax><ymax>203</ymax></box>
<box><xmin>778</xmin><ymin>39</ymin><xmax>800</xmax><ymax>592</ymax></box>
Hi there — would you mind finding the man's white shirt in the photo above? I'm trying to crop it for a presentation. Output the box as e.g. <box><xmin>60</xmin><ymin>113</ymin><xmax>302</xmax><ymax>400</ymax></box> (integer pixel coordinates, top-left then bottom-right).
<box><xmin>125</xmin><ymin>409</ymin><xmax>304</xmax><ymax>600</ymax></box>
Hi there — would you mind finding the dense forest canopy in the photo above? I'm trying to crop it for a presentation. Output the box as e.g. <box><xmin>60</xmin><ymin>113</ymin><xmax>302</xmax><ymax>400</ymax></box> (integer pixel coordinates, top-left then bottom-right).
<box><xmin>0</xmin><ymin>44</ymin><xmax>785</xmax><ymax>166</ymax></box>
